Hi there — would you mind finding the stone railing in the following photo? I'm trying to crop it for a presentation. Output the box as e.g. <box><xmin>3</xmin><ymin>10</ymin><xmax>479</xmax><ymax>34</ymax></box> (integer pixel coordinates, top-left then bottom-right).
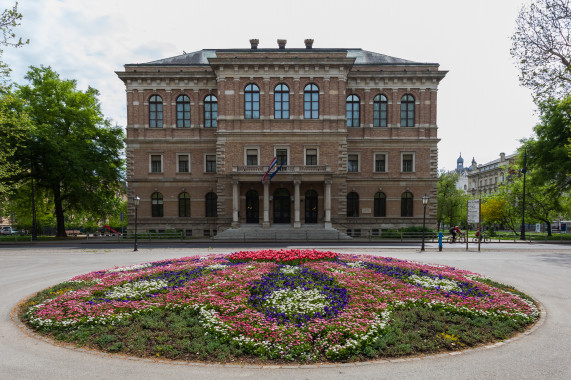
<box><xmin>232</xmin><ymin>165</ymin><xmax>329</xmax><ymax>174</ymax></box>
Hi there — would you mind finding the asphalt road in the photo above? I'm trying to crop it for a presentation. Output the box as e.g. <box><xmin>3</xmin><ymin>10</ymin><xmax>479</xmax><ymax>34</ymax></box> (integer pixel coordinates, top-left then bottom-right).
<box><xmin>1</xmin><ymin>243</ymin><xmax>570</xmax><ymax>379</ymax></box>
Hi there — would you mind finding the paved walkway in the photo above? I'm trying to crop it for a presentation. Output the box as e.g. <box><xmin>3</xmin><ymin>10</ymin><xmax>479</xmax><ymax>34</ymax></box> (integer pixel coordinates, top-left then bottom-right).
<box><xmin>1</xmin><ymin>243</ymin><xmax>570</xmax><ymax>379</ymax></box>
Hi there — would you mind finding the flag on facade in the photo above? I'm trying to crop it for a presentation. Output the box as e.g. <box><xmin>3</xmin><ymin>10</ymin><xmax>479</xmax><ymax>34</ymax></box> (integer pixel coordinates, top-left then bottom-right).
<box><xmin>269</xmin><ymin>160</ymin><xmax>286</xmax><ymax>180</ymax></box>
<box><xmin>261</xmin><ymin>157</ymin><xmax>278</xmax><ymax>182</ymax></box>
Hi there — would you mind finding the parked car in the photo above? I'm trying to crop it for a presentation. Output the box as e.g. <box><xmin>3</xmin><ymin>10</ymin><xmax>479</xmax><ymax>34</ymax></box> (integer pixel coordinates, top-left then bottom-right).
<box><xmin>1</xmin><ymin>226</ymin><xmax>17</xmax><ymax>235</ymax></box>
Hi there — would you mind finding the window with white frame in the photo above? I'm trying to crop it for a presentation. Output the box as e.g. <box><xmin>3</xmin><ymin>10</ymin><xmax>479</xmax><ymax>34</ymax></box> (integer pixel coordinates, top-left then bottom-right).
<box><xmin>150</xmin><ymin>154</ymin><xmax>162</xmax><ymax>173</ymax></box>
<box><xmin>348</xmin><ymin>154</ymin><xmax>359</xmax><ymax>173</ymax></box>
<box><xmin>205</xmin><ymin>154</ymin><xmax>216</xmax><ymax>173</ymax></box>
<box><xmin>177</xmin><ymin>154</ymin><xmax>190</xmax><ymax>173</ymax></box>
<box><xmin>246</xmin><ymin>148</ymin><xmax>259</xmax><ymax>166</ymax></box>
<box><xmin>305</xmin><ymin>148</ymin><xmax>318</xmax><ymax>166</ymax></box>
<box><xmin>374</xmin><ymin>153</ymin><xmax>387</xmax><ymax>172</ymax></box>
<box><xmin>401</xmin><ymin>153</ymin><xmax>414</xmax><ymax>172</ymax></box>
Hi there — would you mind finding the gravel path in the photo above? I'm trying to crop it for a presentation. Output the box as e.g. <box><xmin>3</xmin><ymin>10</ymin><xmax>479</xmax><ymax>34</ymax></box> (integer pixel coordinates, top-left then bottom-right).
<box><xmin>1</xmin><ymin>243</ymin><xmax>570</xmax><ymax>379</ymax></box>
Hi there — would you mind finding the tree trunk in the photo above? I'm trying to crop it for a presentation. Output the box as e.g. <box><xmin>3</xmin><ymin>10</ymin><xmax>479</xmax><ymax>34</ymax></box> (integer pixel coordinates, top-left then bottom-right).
<box><xmin>53</xmin><ymin>184</ymin><xmax>67</xmax><ymax>238</ymax></box>
<box><xmin>546</xmin><ymin>221</ymin><xmax>552</xmax><ymax>237</ymax></box>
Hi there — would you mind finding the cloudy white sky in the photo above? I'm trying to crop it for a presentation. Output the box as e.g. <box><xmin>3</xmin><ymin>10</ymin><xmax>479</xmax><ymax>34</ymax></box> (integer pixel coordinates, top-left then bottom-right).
<box><xmin>3</xmin><ymin>0</ymin><xmax>538</xmax><ymax>171</ymax></box>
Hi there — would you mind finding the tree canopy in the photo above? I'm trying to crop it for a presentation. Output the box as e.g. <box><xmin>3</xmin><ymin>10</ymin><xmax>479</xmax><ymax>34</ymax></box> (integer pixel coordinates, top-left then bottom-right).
<box><xmin>0</xmin><ymin>2</ymin><xmax>30</xmax><ymax>197</ymax></box>
<box><xmin>436</xmin><ymin>171</ymin><xmax>468</xmax><ymax>229</ymax></box>
<box><xmin>14</xmin><ymin>66</ymin><xmax>125</xmax><ymax>237</ymax></box>
<box><xmin>0</xmin><ymin>2</ymin><xmax>28</xmax><ymax>86</ymax></box>
<box><xmin>511</xmin><ymin>0</ymin><xmax>571</xmax><ymax>102</ymax></box>
<box><xmin>522</xmin><ymin>95</ymin><xmax>571</xmax><ymax>192</ymax></box>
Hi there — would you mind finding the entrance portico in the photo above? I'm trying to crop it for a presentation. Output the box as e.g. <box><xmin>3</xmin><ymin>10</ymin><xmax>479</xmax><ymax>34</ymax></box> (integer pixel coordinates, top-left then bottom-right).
<box><xmin>231</xmin><ymin>165</ymin><xmax>332</xmax><ymax>229</ymax></box>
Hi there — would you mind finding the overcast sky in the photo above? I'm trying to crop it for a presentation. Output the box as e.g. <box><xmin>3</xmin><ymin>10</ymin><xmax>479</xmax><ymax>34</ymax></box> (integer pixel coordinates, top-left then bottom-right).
<box><xmin>3</xmin><ymin>0</ymin><xmax>538</xmax><ymax>171</ymax></box>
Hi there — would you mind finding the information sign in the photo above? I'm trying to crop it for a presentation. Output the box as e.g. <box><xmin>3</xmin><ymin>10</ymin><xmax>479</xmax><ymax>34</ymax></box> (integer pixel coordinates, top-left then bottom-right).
<box><xmin>467</xmin><ymin>199</ymin><xmax>480</xmax><ymax>224</ymax></box>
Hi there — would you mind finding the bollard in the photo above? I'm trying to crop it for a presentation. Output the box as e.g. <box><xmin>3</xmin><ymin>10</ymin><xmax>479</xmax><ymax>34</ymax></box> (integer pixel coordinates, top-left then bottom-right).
<box><xmin>438</xmin><ymin>231</ymin><xmax>443</xmax><ymax>252</ymax></box>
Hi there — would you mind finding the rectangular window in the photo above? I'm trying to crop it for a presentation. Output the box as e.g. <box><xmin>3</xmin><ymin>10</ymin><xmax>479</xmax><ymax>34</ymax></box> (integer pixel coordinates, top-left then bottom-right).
<box><xmin>246</xmin><ymin>149</ymin><xmax>258</xmax><ymax>166</ymax></box>
<box><xmin>305</xmin><ymin>148</ymin><xmax>317</xmax><ymax>166</ymax></box>
<box><xmin>375</xmin><ymin>153</ymin><xmax>386</xmax><ymax>172</ymax></box>
<box><xmin>205</xmin><ymin>154</ymin><xmax>216</xmax><ymax>173</ymax></box>
<box><xmin>177</xmin><ymin>154</ymin><xmax>190</xmax><ymax>173</ymax></box>
<box><xmin>150</xmin><ymin>155</ymin><xmax>162</xmax><ymax>173</ymax></box>
<box><xmin>276</xmin><ymin>149</ymin><xmax>288</xmax><ymax>165</ymax></box>
<box><xmin>402</xmin><ymin>153</ymin><xmax>414</xmax><ymax>172</ymax></box>
<box><xmin>348</xmin><ymin>154</ymin><xmax>359</xmax><ymax>172</ymax></box>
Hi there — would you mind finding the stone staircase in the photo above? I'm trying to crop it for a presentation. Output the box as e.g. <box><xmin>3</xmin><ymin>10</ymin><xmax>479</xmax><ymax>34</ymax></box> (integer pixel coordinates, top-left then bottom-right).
<box><xmin>213</xmin><ymin>224</ymin><xmax>352</xmax><ymax>241</ymax></box>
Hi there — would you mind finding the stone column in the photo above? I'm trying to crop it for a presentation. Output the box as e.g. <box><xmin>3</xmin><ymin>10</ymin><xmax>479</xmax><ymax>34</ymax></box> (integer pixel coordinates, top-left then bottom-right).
<box><xmin>232</xmin><ymin>179</ymin><xmax>239</xmax><ymax>228</ymax></box>
<box><xmin>325</xmin><ymin>179</ymin><xmax>332</xmax><ymax>228</ymax></box>
<box><xmin>294</xmin><ymin>179</ymin><xmax>301</xmax><ymax>228</ymax></box>
<box><xmin>263</xmin><ymin>180</ymin><xmax>270</xmax><ymax>228</ymax></box>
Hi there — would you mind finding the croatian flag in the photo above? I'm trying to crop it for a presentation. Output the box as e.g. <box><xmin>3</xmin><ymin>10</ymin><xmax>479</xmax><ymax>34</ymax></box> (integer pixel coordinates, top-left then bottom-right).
<box><xmin>261</xmin><ymin>157</ymin><xmax>278</xmax><ymax>182</ymax></box>
<box><xmin>269</xmin><ymin>160</ymin><xmax>285</xmax><ymax>180</ymax></box>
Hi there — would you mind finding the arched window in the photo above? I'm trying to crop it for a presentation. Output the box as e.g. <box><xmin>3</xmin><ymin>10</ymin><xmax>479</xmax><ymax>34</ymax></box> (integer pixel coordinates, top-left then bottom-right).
<box><xmin>178</xmin><ymin>192</ymin><xmax>190</xmax><ymax>217</ymax></box>
<box><xmin>274</xmin><ymin>84</ymin><xmax>290</xmax><ymax>119</ymax></box>
<box><xmin>401</xmin><ymin>191</ymin><xmax>413</xmax><ymax>217</ymax></box>
<box><xmin>244</xmin><ymin>84</ymin><xmax>260</xmax><ymax>119</ymax></box>
<box><xmin>176</xmin><ymin>95</ymin><xmax>190</xmax><ymax>128</ymax></box>
<box><xmin>205</xmin><ymin>192</ymin><xmax>217</xmax><ymax>217</ymax></box>
<box><xmin>151</xmin><ymin>192</ymin><xmax>163</xmax><ymax>217</ymax></box>
<box><xmin>346</xmin><ymin>95</ymin><xmax>360</xmax><ymax>127</ymax></box>
<box><xmin>149</xmin><ymin>95</ymin><xmax>163</xmax><ymax>128</ymax></box>
<box><xmin>373</xmin><ymin>94</ymin><xmax>388</xmax><ymax>127</ymax></box>
<box><xmin>400</xmin><ymin>94</ymin><xmax>415</xmax><ymax>127</ymax></box>
<box><xmin>304</xmin><ymin>84</ymin><xmax>319</xmax><ymax>119</ymax></box>
<box><xmin>374</xmin><ymin>192</ymin><xmax>386</xmax><ymax>217</ymax></box>
<box><xmin>204</xmin><ymin>95</ymin><xmax>218</xmax><ymax>128</ymax></box>
<box><xmin>347</xmin><ymin>192</ymin><xmax>359</xmax><ymax>217</ymax></box>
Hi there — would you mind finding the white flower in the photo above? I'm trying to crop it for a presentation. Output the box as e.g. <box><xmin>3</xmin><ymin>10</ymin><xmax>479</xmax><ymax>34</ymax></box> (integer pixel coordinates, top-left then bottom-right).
<box><xmin>279</xmin><ymin>265</ymin><xmax>301</xmax><ymax>275</ymax></box>
<box><xmin>264</xmin><ymin>288</ymin><xmax>328</xmax><ymax>315</ymax></box>
<box><xmin>106</xmin><ymin>279</ymin><xmax>168</xmax><ymax>299</ymax></box>
<box><xmin>108</xmin><ymin>263</ymin><xmax>152</xmax><ymax>273</ymax></box>
<box><xmin>409</xmin><ymin>275</ymin><xmax>461</xmax><ymax>292</ymax></box>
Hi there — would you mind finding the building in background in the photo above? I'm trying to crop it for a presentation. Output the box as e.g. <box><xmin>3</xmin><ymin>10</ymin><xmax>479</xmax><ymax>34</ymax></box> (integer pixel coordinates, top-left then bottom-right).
<box><xmin>116</xmin><ymin>39</ymin><xmax>447</xmax><ymax>237</ymax></box>
<box><xmin>467</xmin><ymin>152</ymin><xmax>517</xmax><ymax>198</ymax></box>
<box><xmin>453</xmin><ymin>153</ymin><xmax>476</xmax><ymax>193</ymax></box>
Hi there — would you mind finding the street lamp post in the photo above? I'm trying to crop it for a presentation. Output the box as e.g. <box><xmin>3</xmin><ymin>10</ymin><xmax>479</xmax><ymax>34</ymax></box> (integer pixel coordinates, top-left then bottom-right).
<box><xmin>520</xmin><ymin>149</ymin><xmax>528</xmax><ymax>240</ymax></box>
<box><xmin>133</xmin><ymin>195</ymin><xmax>140</xmax><ymax>252</ymax></box>
<box><xmin>421</xmin><ymin>194</ymin><xmax>429</xmax><ymax>252</ymax></box>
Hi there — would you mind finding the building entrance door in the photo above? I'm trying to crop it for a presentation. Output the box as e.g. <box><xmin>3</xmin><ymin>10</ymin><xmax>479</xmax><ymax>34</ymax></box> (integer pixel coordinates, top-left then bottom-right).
<box><xmin>305</xmin><ymin>190</ymin><xmax>318</xmax><ymax>223</ymax></box>
<box><xmin>273</xmin><ymin>188</ymin><xmax>291</xmax><ymax>223</ymax></box>
<box><xmin>246</xmin><ymin>190</ymin><xmax>259</xmax><ymax>223</ymax></box>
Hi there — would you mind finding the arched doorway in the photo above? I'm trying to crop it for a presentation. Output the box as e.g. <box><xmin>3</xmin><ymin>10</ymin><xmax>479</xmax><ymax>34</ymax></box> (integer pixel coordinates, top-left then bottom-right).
<box><xmin>305</xmin><ymin>190</ymin><xmax>318</xmax><ymax>223</ymax></box>
<box><xmin>273</xmin><ymin>188</ymin><xmax>291</xmax><ymax>223</ymax></box>
<box><xmin>246</xmin><ymin>190</ymin><xmax>259</xmax><ymax>223</ymax></box>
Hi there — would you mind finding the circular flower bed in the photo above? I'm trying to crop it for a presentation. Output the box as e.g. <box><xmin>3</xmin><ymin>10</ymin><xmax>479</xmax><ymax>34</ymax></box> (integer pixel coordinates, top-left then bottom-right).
<box><xmin>21</xmin><ymin>250</ymin><xmax>539</xmax><ymax>362</ymax></box>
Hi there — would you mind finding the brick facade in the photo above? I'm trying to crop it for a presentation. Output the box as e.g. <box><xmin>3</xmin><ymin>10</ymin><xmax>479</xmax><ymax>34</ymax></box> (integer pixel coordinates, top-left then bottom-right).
<box><xmin>116</xmin><ymin>41</ymin><xmax>447</xmax><ymax>236</ymax></box>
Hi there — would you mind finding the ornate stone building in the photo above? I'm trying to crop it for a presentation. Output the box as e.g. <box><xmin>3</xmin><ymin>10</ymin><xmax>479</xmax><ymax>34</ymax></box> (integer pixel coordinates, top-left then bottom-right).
<box><xmin>467</xmin><ymin>152</ymin><xmax>518</xmax><ymax>198</ymax></box>
<box><xmin>116</xmin><ymin>39</ymin><xmax>447</xmax><ymax>237</ymax></box>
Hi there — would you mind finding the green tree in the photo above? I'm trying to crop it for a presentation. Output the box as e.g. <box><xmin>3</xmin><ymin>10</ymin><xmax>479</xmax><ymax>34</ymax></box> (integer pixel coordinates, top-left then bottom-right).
<box><xmin>15</xmin><ymin>66</ymin><xmax>125</xmax><ymax>237</ymax></box>
<box><xmin>510</xmin><ymin>0</ymin><xmax>571</xmax><ymax>101</ymax></box>
<box><xmin>0</xmin><ymin>90</ymin><xmax>31</xmax><ymax>195</ymax></box>
<box><xmin>0</xmin><ymin>2</ymin><xmax>29</xmax><ymax>85</ymax></box>
<box><xmin>487</xmin><ymin>184</ymin><xmax>522</xmax><ymax>235</ymax></box>
<box><xmin>436</xmin><ymin>171</ymin><xmax>468</xmax><ymax>229</ymax></box>
<box><xmin>481</xmin><ymin>197</ymin><xmax>508</xmax><ymax>226</ymax></box>
<box><xmin>522</xmin><ymin>95</ymin><xmax>571</xmax><ymax>192</ymax></box>
<box><xmin>1</xmin><ymin>182</ymin><xmax>55</xmax><ymax>233</ymax></box>
<box><xmin>0</xmin><ymin>2</ymin><xmax>30</xmax><ymax>197</ymax></box>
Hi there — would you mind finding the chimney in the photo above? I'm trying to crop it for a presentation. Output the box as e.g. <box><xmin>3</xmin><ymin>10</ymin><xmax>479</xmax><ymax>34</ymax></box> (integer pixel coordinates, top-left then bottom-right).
<box><xmin>500</xmin><ymin>152</ymin><xmax>505</xmax><ymax>161</ymax></box>
<box><xmin>304</xmin><ymin>39</ymin><xmax>314</xmax><ymax>49</ymax></box>
<box><xmin>277</xmin><ymin>39</ymin><xmax>287</xmax><ymax>49</ymax></box>
<box><xmin>249</xmin><ymin>39</ymin><xmax>259</xmax><ymax>49</ymax></box>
